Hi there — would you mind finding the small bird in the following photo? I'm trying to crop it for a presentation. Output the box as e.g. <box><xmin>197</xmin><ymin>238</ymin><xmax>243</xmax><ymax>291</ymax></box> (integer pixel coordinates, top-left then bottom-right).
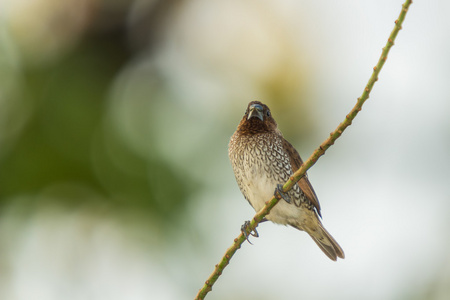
<box><xmin>228</xmin><ymin>101</ymin><xmax>344</xmax><ymax>261</ymax></box>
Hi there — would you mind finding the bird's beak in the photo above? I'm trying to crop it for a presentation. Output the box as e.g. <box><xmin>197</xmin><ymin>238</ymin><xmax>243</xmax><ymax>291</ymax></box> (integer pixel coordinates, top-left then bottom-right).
<box><xmin>247</xmin><ymin>104</ymin><xmax>264</xmax><ymax>121</ymax></box>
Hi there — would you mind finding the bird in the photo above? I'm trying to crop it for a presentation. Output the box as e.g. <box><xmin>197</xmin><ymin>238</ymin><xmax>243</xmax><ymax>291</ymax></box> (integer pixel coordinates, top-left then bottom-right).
<box><xmin>228</xmin><ymin>101</ymin><xmax>344</xmax><ymax>261</ymax></box>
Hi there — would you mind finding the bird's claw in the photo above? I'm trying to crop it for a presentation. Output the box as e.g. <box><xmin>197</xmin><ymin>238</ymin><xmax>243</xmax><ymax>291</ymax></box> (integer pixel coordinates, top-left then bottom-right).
<box><xmin>241</xmin><ymin>220</ymin><xmax>259</xmax><ymax>244</ymax></box>
<box><xmin>274</xmin><ymin>184</ymin><xmax>291</xmax><ymax>203</ymax></box>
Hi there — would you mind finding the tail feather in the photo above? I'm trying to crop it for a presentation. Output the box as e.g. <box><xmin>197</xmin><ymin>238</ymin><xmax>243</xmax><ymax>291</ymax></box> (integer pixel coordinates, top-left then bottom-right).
<box><xmin>297</xmin><ymin>222</ymin><xmax>345</xmax><ymax>261</ymax></box>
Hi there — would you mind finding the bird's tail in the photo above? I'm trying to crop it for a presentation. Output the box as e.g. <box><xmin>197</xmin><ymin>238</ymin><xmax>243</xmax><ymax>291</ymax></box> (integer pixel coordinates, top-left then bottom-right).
<box><xmin>297</xmin><ymin>221</ymin><xmax>345</xmax><ymax>261</ymax></box>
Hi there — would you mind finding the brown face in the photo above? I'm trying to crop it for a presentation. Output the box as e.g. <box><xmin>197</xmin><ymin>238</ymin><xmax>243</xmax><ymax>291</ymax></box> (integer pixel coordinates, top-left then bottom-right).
<box><xmin>237</xmin><ymin>101</ymin><xmax>278</xmax><ymax>134</ymax></box>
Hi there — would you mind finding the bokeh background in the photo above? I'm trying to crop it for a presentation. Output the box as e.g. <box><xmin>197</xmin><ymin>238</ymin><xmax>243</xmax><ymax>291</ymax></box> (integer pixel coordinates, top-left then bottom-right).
<box><xmin>0</xmin><ymin>0</ymin><xmax>449</xmax><ymax>299</ymax></box>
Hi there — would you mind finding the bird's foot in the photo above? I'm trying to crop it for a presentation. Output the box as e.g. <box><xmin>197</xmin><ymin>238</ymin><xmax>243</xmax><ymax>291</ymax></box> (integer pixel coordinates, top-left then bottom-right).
<box><xmin>241</xmin><ymin>220</ymin><xmax>259</xmax><ymax>244</ymax></box>
<box><xmin>274</xmin><ymin>184</ymin><xmax>291</xmax><ymax>203</ymax></box>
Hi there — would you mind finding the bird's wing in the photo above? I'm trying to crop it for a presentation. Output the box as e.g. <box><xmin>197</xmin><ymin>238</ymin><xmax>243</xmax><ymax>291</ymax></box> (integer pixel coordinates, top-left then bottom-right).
<box><xmin>282</xmin><ymin>139</ymin><xmax>322</xmax><ymax>217</ymax></box>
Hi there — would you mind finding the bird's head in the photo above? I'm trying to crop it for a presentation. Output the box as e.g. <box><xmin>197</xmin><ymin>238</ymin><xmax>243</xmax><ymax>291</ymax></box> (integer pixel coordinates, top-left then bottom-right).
<box><xmin>237</xmin><ymin>101</ymin><xmax>279</xmax><ymax>134</ymax></box>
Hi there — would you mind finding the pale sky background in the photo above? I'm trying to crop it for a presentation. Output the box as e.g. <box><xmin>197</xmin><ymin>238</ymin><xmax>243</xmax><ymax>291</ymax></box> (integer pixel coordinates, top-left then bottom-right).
<box><xmin>0</xmin><ymin>1</ymin><xmax>449</xmax><ymax>300</ymax></box>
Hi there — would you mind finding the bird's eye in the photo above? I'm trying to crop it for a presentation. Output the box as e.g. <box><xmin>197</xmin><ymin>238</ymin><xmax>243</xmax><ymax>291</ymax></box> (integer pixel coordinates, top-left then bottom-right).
<box><xmin>266</xmin><ymin>110</ymin><xmax>271</xmax><ymax>117</ymax></box>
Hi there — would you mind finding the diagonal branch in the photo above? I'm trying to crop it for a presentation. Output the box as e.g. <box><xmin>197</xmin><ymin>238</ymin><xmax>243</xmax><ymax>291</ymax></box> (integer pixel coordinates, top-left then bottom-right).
<box><xmin>195</xmin><ymin>1</ymin><xmax>412</xmax><ymax>299</ymax></box>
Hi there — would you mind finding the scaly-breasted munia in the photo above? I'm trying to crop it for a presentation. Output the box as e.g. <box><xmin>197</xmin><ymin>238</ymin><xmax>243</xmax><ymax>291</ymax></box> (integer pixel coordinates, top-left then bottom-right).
<box><xmin>228</xmin><ymin>101</ymin><xmax>344</xmax><ymax>261</ymax></box>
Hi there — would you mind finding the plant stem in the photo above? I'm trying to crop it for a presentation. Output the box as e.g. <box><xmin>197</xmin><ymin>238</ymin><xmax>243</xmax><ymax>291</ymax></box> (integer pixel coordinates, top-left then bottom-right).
<box><xmin>195</xmin><ymin>1</ymin><xmax>412</xmax><ymax>299</ymax></box>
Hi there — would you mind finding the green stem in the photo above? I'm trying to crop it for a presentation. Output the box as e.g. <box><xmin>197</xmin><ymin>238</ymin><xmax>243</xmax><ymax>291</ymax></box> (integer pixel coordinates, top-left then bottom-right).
<box><xmin>195</xmin><ymin>1</ymin><xmax>412</xmax><ymax>299</ymax></box>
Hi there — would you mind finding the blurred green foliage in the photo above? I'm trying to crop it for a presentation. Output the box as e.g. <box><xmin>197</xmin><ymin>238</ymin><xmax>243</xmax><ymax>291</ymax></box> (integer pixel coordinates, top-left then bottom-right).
<box><xmin>0</xmin><ymin>29</ymin><xmax>196</xmax><ymax>227</ymax></box>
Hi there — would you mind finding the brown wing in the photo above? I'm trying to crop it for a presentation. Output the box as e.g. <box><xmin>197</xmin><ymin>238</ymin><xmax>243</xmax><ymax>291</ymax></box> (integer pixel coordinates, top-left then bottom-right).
<box><xmin>282</xmin><ymin>138</ymin><xmax>322</xmax><ymax>217</ymax></box>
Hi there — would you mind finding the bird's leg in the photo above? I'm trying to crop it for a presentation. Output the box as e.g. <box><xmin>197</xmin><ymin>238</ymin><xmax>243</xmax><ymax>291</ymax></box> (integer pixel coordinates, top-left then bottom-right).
<box><xmin>274</xmin><ymin>184</ymin><xmax>291</xmax><ymax>203</ymax></box>
<box><xmin>241</xmin><ymin>220</ymin><xmax>259</xmax><ymax>244</ymax></box>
